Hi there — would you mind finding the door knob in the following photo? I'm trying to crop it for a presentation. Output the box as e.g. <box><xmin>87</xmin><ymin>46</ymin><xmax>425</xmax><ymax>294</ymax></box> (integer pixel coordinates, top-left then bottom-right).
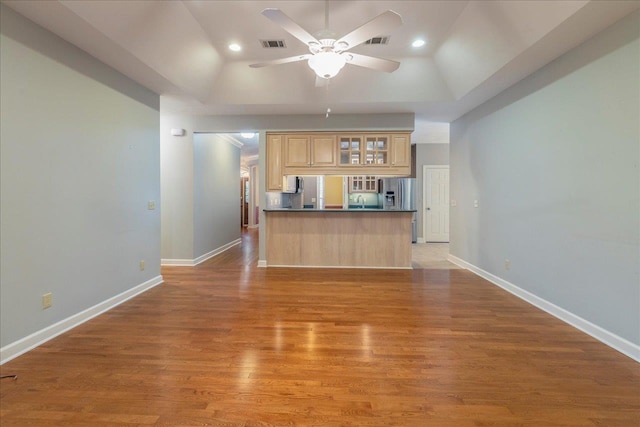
<box><xmin>427</xmin><ymin>207</ymin><xmax>430</xmax><ymax>210</ymax></box>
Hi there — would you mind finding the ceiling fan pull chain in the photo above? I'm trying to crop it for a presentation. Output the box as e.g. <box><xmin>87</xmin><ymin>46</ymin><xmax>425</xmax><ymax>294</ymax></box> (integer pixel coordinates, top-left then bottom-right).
<box><xmin>325</xmin><ymin>0</ymin><xmax>329</xmax><ymax>30</ymax></box>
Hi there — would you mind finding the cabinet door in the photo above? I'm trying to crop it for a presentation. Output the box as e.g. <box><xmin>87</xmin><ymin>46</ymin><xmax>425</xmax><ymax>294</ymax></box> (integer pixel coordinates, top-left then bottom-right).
<box><xmin>310</xmin><ymin>135</ymin><xmax>336</xmax><ymax>167</ymax></box>
<box><xmin>266</xmin><ymin>134</ymin><xmax>283</xmax><ymax>191</ymax></box>
<box><xmin>390</xmin><ymin>134</ymin><xmax>411</xmax><ymax>167</ymax></box>
<box><xmin>349</xmin><ymin>176</ymin><xmax>378</xmax><ymax>193</ymax></box>
<box><xmin>338</xmin><ymin>135</ymin><xmax>363</xmax><ymax>166</ymax></box>
<box><xmin>284</xmin><ymin>135</ymin><xmax>311</xmax><ymax>167</ymax></box>
<box><xmin>364</xmin><ymin>135</ymin><xmax>389</xmax><ymax>165</ymax></box>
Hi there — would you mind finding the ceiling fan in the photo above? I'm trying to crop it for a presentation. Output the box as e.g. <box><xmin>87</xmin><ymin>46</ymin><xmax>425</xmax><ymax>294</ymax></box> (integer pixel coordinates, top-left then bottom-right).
<box><xmin>249</xmin><ymin>2</ymin><xmax>402</xmax><ymax>85</ymax></box>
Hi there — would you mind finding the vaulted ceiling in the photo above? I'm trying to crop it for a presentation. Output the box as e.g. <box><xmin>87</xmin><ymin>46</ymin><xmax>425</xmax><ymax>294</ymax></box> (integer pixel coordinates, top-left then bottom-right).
<box><xmin>4</xmin><ymin>0</ymin><xmax>639</xmax><ymax>134</ymax></box>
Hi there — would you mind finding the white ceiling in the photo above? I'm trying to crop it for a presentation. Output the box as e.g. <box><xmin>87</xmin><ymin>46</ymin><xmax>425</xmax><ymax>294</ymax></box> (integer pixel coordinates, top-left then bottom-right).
<box><xmin>4</xmin><ymin>0</ymin><xmax>639</xmax><ymax>144</ymax></box>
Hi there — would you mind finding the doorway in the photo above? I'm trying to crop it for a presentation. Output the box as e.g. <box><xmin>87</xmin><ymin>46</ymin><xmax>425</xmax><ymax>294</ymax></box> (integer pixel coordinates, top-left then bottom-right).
<box><xmin>240</xmin><ymin>176</ymin><xmax>249</xmax><ymax>227</ymax></box>
<box><xmin>423</xmin><ymin>165</ymin><xmax>450</xmax><ymax>242</ymax></box>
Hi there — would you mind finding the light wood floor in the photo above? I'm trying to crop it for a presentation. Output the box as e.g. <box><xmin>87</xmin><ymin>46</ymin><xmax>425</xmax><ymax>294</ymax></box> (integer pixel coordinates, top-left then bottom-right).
<box><xmin>1</xmin><ymin>229</ymin><xmax>638</xmax><ymax>426</ymax></box>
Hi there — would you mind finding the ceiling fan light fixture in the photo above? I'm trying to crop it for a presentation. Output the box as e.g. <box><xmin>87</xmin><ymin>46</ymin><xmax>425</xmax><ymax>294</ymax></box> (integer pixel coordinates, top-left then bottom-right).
<box><xmin>334</xmin><ymin>41</ymin><xmax>349</xmax><ymax>51</ymax></box>
<box><xmin>308</xmin><ymin>51</ymin><xmax>346</xmax><ymax>79</ymax></box>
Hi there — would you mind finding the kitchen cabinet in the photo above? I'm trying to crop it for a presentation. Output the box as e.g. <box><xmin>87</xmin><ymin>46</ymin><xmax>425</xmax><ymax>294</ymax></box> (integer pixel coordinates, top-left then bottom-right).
<box><xmin>266</xmin><ymin>134</ymin><xmax>283</xmax><ymax>191</ymax></box>
<box><xmin>338</xmin><ymin>133</ymin><xmax>410</xmax><ymax>171</ymax></box>
<box><xmin>284</xmin><ymin>134</ymin><xmax>336</xmax><ymax>168</ymax></box>
<box><xmin>338</xmin><ymin>135</ymin><xmax>363</xmax><ymax>166</ymax></box>
<box><xmin>269</xmin><ymin>131</ymin><xmax>411</xmax><ymax>180</ymax></box>
<box><xmin>349</xmin><ymin>176</ymin><xmax>378</xmax><ymax>193</ymax></box>
<box><xmin>364</xmin><ymin>135</ymin><xmax>389</xmax><ymax>165</ymax></box>
<box><xmin>390</xmin><ymin>134</ymin><xmax>410</xmax><ymax>167</ymax></box>
<box><xmin>339</xmin><ymin>134</ymin><xmax>390</xmax><ymax>167</ymax></box>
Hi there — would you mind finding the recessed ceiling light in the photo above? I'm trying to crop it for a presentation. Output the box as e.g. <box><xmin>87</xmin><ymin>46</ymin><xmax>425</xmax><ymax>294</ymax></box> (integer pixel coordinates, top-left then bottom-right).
<box><xmin>241</xmin><ymin>132</ymin><xmax>256</xmax><ymax>138</ymax></box>
<box><xmin>229</xmin><ymin>43</ymin><xmax>242</xmax><ymax>52</ymax></box>
<box><xmin>412</xmin><ymin>39</ymin><xmax>426</xmax><ymax>48</ymax></box>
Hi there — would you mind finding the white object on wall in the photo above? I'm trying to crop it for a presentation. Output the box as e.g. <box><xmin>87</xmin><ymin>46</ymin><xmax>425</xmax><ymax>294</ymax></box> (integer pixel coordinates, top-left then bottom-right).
<box><xmin>171</xmin><ymin>128</ymin><xmax>186</xmax><ymax>137</ymax></box>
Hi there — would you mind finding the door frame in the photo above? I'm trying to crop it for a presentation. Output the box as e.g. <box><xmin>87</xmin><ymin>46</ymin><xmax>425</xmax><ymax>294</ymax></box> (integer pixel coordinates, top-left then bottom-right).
<box><xmin>422</xmin><ymin>165</ymin><xmax>450</xmax><ymax>243</ymax></box>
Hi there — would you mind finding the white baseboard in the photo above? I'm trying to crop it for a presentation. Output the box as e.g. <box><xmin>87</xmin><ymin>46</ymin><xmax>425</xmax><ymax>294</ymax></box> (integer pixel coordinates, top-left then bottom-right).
<box><xmin>193</xmin><ymin>239</ymin><xmax>241</xmax><ymax>265</ymax></box>
<box><xmin>161</xmin><ymin>238</ymin><xmax>241</xmax><ymax>267</ymax></box>
<box><xmin>417</xmin><ymin>237</ymin><xmax>426</xmax><ymax>244</ymax></box>
<box><xmin>447</xmin><ymin>254</ymin><xmax>640</xmax><ymax>362</ymax></box>
<box><xmin>248</xmin><ymin>224</ymin><xmax>259</xmax><ymax>229</ymax></box>
<box><xmin>160</xmin><ymin>259</ymin><xmax>194</xmax><ymax>266</ymax></box>
<box><xmin>257</xmin><ymin>260</ymin><xmax>267</xmax><ymax>268</ymax></box>
<box><xmin>266</xmin><ymin>264</ymin><xmax>412</xmax><ymax>270</ymax></box>
<box><xmin>0</xmin><ymin>275</ymin><xmax>164</xmax><ymax>365</ymax></box>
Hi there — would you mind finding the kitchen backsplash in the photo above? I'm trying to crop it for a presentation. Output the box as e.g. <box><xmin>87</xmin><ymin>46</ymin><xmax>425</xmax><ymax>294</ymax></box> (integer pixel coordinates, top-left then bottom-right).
<box><xmin>347</xmin><ymin>193</ymin><xmax>382</xmax><ymax>209</ymax></box>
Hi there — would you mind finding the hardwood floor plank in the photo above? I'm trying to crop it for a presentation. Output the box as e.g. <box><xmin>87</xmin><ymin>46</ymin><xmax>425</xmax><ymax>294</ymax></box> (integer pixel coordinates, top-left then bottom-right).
<box><xmin>1</xmin><ymin>228</ymin><xmax>638</xmax><ymax>426</ymax></box>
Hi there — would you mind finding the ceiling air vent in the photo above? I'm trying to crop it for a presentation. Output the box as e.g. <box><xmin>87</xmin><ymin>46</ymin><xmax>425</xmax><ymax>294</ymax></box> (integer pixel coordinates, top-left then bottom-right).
<box><xmin>261</xmin><ymin>40</ymin><xmax>286</xmax><ymax>48</ymax></box>
<box><xmin>365</xmin><ymin>36</ymin><xmax>390</xmax><ymax>45</ymax></box>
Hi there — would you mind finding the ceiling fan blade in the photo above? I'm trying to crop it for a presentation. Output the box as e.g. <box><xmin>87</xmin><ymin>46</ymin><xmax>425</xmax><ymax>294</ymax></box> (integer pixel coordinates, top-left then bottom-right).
<box><xmin>346</xmin><ymin>53</ymin><xmax>400</xmax><ymax>73</ymax></box>
<box><xmin>250</xmin><ymin>54</ymin><xmax>312</xmax><ymax>68</ymax></box>
<box><xmin>262</xmin><ymin>9</ymin><xmax>320</xmax><ymax>46</ymax></box>
<box><xmin>336</xmin><ymin>10</ymin><xmax>402</xmax><ymax>50</ymax></box>
<box><xmin>315</xmin><ymin>76</ymin><xmax>329</xmax><ymax>88</ymax></box>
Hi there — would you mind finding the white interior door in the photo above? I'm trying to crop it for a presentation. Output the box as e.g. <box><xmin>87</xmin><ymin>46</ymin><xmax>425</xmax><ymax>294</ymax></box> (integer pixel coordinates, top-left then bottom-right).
<box><xmin>424</xmin><ymin>166</ymin><xmax>450</xmax><ymax>242</ymax></box>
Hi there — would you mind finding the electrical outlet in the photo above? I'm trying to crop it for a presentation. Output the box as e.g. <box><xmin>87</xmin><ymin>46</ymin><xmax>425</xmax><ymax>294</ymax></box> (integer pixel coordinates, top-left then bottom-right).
<box><xmin>147</xmin><ymin>201</ymin><xmax>156</xmax><ymax>210</ymax></box>
<box><xmin>139</xmin><ymin>260</ymin><xmax>145</xmax><ymax>271</ymax></box>
<box><xmin>42</xmin><ymin>293</ymin><xmax>52</xmax><ymax>309</ymax></box>
<box><xmin>474</xmin><ymin>200</ymin><xmax>479</xmax><ymax>208</ymax></box>
<box><xmin>505</xmin><ymin>259</ymin><xmax>510</xmax><ymax>270</ymax></box>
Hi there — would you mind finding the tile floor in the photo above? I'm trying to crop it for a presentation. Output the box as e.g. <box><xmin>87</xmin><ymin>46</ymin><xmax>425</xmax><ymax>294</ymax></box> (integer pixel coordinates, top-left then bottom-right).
<box><xmin>411</xmin><ymin>242</ymin><xmax>463</xmax><ymax>269</ymax></box>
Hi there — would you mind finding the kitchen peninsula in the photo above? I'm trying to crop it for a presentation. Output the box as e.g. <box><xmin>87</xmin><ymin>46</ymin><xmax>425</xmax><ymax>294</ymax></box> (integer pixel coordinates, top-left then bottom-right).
<box><xmin>264</xmin><ymin>208</ymin><xmax>414</xmax><ymax>269</ymax></box>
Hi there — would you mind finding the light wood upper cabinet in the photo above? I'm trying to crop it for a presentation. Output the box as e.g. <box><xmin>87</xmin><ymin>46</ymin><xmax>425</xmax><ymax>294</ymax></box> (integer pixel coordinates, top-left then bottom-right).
<box><xmin>271</xmin><ymin>131</ymin><xmax>411</xmax><ymax>180</ymax></box>
<box><xmin>349</xmin><ymin>176</ymin><xmax>378</xmax><ymax>193</ymax></box>
<box><xmin>364</xmin><ymin>135</ymin><xmax>390</xmax><ymax>166</ymax></box>
<box><xmin>339</xmin><ymin>133</ymin><xmax>408</xmax><ymax>169</ymax></box>
<box><xmin>284</xmin><ymin>134</ymin><xmax>336</xmax><ymax>168</ymax></box>
<box><xmin>266</xmin><ymin>134</ymin><xmax>283</xmax><ymax>191</ymax></box>
<box><xmin>310</xmin><ymin>135</ymin><xmax>336</xmax><ymax>167</ymax></box>
<box><xmin>390</xmin><ymin>134</ymin><xmax>410</xmax><ymax>167</ymax></box>
<box><xmin>338</xmin><ymin>135</ymin><xmax>363</xmax><ymax>166</ymax></box>
<box><xmin>283</xmin><ymin>135</ymin><xmax>310</xmax><ymax>167</ymax></box>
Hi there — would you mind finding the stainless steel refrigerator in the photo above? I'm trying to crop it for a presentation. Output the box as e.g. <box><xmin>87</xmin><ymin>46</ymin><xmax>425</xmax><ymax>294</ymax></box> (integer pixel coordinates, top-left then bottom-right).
<box><xmin>380</xmin><ymin>178</ymin><xmax>417</xmax><ymax>243</ymax></box>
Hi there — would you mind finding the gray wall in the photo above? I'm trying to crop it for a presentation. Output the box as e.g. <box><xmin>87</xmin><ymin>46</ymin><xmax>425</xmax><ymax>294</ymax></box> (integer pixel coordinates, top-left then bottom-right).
<box><xmin>450</xmin><ymin>11</ymin><xmax>639</xmax><ymax>345</ymax></box>
<box><xmin>160</xmin><ymin>116</ymin><xmax>194</xmax><ymax>260</ymax></box>
<box><xmin>415</xmin><ymin>143</ymin><xmax>450</xmax><ymax>240</ymax></box>
<box><xmin>0</xmin><ymin>5</ymin><xmax>160</xmax><ymax>347</ymax></box>
<box><xmin>193</xmin><ymin>134</ymin><xmax>241</xmax><ymax>258</ymax></box>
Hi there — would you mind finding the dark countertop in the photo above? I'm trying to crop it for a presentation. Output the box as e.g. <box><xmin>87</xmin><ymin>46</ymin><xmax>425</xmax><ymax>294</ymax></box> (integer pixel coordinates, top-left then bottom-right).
<box><xmin>263</xmin><ymin>208</ymin><xmax>416</xmax><ymax>213</ymax></box>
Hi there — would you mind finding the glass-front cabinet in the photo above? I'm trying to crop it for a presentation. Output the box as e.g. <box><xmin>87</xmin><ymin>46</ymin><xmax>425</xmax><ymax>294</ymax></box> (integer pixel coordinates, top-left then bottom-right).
<box><xmin>340</xmin><ymin>135</ymin><xmax>391</xmax><ymax>166</ymax></box>
<box><xmin>339</xmin><ymin>136</ymin><xmax>363</xmax><ymax>165</ymax></box>
<box><xmin>364</xmin><ymin>135</ymin><xmax>389</xmax><ymax>165</ymax></box>
<box><xmin>349</xmin><ymin>176</ymin><xmax>378</xmax><ymax>193</ymax></box>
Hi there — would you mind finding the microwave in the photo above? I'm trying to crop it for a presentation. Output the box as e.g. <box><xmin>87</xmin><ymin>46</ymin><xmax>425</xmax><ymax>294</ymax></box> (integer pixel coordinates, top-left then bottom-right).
<box><xmin>282</xmin><ymin>176</ymin><xmax>303</xmax><ymax>193</ymax></box>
